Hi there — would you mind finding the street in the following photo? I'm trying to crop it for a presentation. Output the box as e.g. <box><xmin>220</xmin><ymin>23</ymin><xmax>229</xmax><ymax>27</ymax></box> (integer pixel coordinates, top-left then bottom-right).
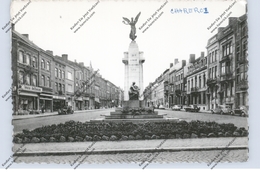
<box><xmin>13</xmin><ymin>109</ymin><xmax>248</xmax><ymax>133</ymax></box>
<box><xmin>11</xmin><ymin>109</ymin><xmax>248</xmax><ymax>166</ymax></box>
<box><xmin>13</xmin><ymin>150</ymin><xmax>247</xmax><ymax>166</ymax></box>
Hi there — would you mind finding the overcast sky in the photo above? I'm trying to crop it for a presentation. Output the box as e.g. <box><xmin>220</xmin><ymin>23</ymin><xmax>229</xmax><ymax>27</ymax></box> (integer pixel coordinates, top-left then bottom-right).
<box><xmin>11</xmin><ymin>0</ymin><xmax>246</xmax><ymax>89</ymax></box>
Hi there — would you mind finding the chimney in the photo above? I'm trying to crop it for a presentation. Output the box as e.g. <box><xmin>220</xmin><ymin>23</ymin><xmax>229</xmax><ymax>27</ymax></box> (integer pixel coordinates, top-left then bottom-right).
<box><xmin>170</xmin><ymin>63</ymin><xmax>173</xmax><ymax>68</ymax></box>
<box><xmin>46</xmin><ymin>50</ymin><xmax>53</xmax><ymax>55</ymax></box>
<box><xmin>228</xmin><ymin>17</ymin><xmax>237</xmax><ymax>25</ymax></box>
<box><xmin>11</xmin><ymin>23</ymin><xmax>15</xmax><ymax>30</ymax></box>
<box><xmin>174</xmin><ymin>58</ymin><xmax>179</xmax><ymax>65</ymax></box>
<box><xmin>189</xmin><ymin>54</ymin><xmax>195</xmax><ymax>63</ymax></box>
<box><xmin>74</xmin><ymin>59</ymin><xmax>77</xmax><ymax>63</ymax></box>
<box><xmin>200</xmin><ymin>52</ymin><xmax>205</xmax><ymax>58</ymax></box>
<box><xmin>218</xmin><ymin>27</ymin><xmax>224</xmax><ymax>33</ymax></box>
<box><xmin>62</xmin><ymin>54</ymin><xmax>68</xmax><ymax>61</ymax></box>
<box><xmin>79</xmin><ymin>62</ymin><xmax>84</xmax><ymax>67</ymax></box>
<box><xmin>182</xmin><ymin>60</ymin><xmax>186</xmax><ymax>67</ymax></box>
<box><xmin>22</xmin><ymin>34</ymin><xmax>29</xmax><ymax>39</ymax></box>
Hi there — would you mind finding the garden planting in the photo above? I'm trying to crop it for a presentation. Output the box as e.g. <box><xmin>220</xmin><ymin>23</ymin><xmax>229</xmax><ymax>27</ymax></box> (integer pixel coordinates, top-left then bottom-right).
<box><xmin>13</xmin><ymin>120</ymin><xmax>248</xmax><ymax>143</ymax></box>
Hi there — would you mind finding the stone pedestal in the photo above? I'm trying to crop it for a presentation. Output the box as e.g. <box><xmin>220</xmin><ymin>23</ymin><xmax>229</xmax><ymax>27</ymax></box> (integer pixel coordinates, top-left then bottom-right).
<box><xmin>122</xmin><ymin>41</ymin><xmax>145</xmax><ymax>101</ymax></box>
<box><xmin>122</xmin><ymin>100</ymin><xmax>145</xmax><ymax>108</ymax></box>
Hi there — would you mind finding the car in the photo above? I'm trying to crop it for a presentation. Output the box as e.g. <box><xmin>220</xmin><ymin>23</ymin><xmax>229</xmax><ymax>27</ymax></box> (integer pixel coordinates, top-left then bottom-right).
<box><xmin>233</xmin><ymin>106</ymin><xmax>248</xmax><ymax>117</ymax></box>
<box><xmin>172</xmin><ymin>105</ymin><xmax>181</xmax><ymax>111</ymax></box>
<box><xmin>158</xmin><ymin>105</ymin><xmax>165</xmax><ymax>109</ymax></box>
<box><xmin>58</xmin><ymin>105</ymin><xmax>74</xmax><ymax>115</ymax></box>
<box><xmin>184</xmin><ymin>105</ymin><xmax>200</xmax><ymax>112</ymax></box>
<box><xmin>211</xmin><ymin>105</ymin><xmax>233</xmax><ymax>115</ymax></box>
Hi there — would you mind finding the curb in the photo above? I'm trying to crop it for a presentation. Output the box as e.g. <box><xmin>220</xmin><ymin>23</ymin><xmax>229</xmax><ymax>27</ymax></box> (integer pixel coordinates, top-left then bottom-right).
<box><xmin>12</xmin><ymin>109</ymin><xmax>113</xmax><ymax>121</ymax></box>
<box><xmin>13</xmin><ymin>145</ymin><xmax>248</xmax><ymax>157</ymax></box>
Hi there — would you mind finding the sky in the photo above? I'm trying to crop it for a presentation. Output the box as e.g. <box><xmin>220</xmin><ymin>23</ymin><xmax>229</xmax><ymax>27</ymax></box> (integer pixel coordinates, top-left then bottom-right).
<box><xmin>11</xmin><ymin>0</ymin><xmax>247</xmax><ymax>89</ymax></box>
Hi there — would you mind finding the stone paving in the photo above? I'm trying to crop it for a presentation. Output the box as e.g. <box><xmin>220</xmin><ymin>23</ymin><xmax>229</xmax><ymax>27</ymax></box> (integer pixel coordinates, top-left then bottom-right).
<box><xmin>14</xmin><ymin>150</ymin><xmax>248</xmax><ymax>165</ymax></box>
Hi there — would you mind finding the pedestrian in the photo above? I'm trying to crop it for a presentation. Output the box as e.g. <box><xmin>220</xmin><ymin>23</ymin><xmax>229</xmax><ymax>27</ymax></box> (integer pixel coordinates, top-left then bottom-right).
<box><xmin>41</xmin><ymin>105</ymin><xmax>45</xmax><ymax>114</ymax></box>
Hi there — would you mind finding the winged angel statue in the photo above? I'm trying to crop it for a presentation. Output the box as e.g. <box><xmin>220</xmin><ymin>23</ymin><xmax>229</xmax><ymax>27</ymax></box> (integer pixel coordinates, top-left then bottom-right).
<box><xmin>122</xmin><ymin>12</ymin><xmax>141</xmax><ymax>41</ymax></box>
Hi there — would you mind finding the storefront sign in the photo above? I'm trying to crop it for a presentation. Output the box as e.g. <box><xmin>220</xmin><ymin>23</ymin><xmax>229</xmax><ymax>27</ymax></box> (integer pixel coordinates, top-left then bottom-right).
<box><xmin>83</xmin><ymin>97</ymin><xmax>89</xmax><ymax>100</ymax></box>
<box><xmin>53</xmin><ymin>95</ymin><xmax>66</xmax><ymax>100</ymax></box>
<box><xmin>20</xmin><ymin>85</ymin><xmax>42</xmax><ymax>93</ymax></box>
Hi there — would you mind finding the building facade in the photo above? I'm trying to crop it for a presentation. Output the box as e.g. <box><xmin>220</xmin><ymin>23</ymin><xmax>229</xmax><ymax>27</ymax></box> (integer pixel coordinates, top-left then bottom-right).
<box><xmin>12</xmin><ymin>28</ymin><xmax>121</xmax><ymax>115</ymax></box>
<box><xmin>186</xmin><ymin>53</ymin><xmax>208</xmax><ymax>110</ymax></box>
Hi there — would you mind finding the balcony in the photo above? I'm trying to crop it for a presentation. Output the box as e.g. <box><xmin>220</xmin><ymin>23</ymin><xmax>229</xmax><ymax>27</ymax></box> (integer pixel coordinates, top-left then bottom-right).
<box><xmin>191</xmin><ymin>87</ymin><xmax>199</xmax><ymax>93</ymax></box>
<box><xmin>220</xmin><ymin>73</ymin><xmax>233</xmax><ymax>82</ymax></box>
<box><xmin>220</xmin><ymin>55</ymin><xmax>231</xmax><ymax>63</ymax></box>
<box><xmin>238</xmin><ymin>58</ymin><xmax>248</xmax><ymax>65</ymax></box>
<box><xmin>90</xmin><ymin>93</ymin><xmax>95</xmax><ymax>98</ymax></box>
<box><xmin>58</xmin><ymin>90</ymin><xmax>64</xmax><ymax>95</ymax></box>
<box><xmin>206</xmin><ymin>78</ymin><xmax>217</xmax><ymax>86</ymax></box>
<box><xmin>237</xmin><ymin>79</ymin><xmax>248</xmax><ymax>91</ymax></box>
<box><xmin>175</xmin><ymin>89</ymin><xmax>182</xmax><ymax>97</ymax></box>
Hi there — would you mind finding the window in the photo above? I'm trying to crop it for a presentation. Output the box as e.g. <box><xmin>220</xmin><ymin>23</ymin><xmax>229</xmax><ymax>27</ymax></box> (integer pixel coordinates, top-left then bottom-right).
<box><xmin>32</xmin><ymin>57</ymin><xmax>36</xmax><ymax>68</ymax></box>
<box><xmin>203</xmin><ymin>74</ymin><xmax>206</xmax><ymax>86</ymax></box>
<box><xmin>59</xmin><ymin>69</ymin><xmax>62</xmax><ymax>78</ymax></box>
<box><xmin>46</xmin><ymin>61</ymin><xmax>50</xmax><ymax>70</ymax></box>
<box><xmin>68</xmin><ymin>71</ymin><xmax>72</xmax><ymax>80</ymax></box>
<box><xmin>55</xmin><ymin>83</ymin><xmax>58</xmax><ymax>91</ymax></box>
<box><xmin>221</xmin><ymin>63</ymin><xmax>225</xmax><ymax>75</ymax></box>
<box><xmin>62</xmin><ymin>71</ymin><xmax>65</xmax><ymax>79</ymax></box>
<box><xmin>59</xmin><ymin>83</ymin><xmax>62</xmax><ymax>91</ymax></box>
<box><xmin>68</xmin><ymin>84</ymin><xmax>72</xmax><ymax>92</ymax></box>
<box><xmin>18</xmin><ymin>51</ymin><xmax>23</xmax><ymax>63</ymax></box>
<box><xmin>215</xmin><ymin>50</ymin><xmax>218</xmax><ymax>62</ymax></box>
<box><xmin>212</xmin><ymin>52</ymin><xmax>214</xmax><ymax>62</ymax></box>
<box><xmin>226</xmin><ymin>62</ymin><xmax>231</xmax><ymax>74</ymax></box>
<box><xmin>18</xmin><ymin>71</ymin><xmax>24</xmax><ymax>84</ymax></box>
<box><xmin>26</xmin><ymin>54</ymin><xmax>30</xmax><ymax>65</ymax></box>
<box><xmin>47</xmin><ymin>77</ymin><xmax>51</xmax><ymax>87</ymax></box>
<box><xmin>236</xmin><ymin>46</ymin><xmax>240</xmax><ymax>62</ymax></box>
<box><xmin>215</xmin><ymin>66</ymin><xmax>217</xmax><ymax>78</ymax></box>
<box><xmin>242</xmin><ymin>41</ymin><xmax>247</xmax><ymax>58</ymax></box>
<box><xmin>231</xmin><ymin>82</ymin><xmax>233</xmax><ymax>96</ymax></box>
<box><xmin>199</xmin><ymin>76</ymin><xmax>201</xmax><ymax>88</ymax></box>
<box><xmin>62</xmin><ymin>84</ymin><xmax>65</xmax><ymax>93</ymax></box>
<box><xmin>41</xmin><ymin>75</ymin><xmax>45</xmax><ymax>86</ymax></box>
<box><xmin>32</xmin><ymin>75</ymin><xmax>36</xmax><ymax>86</ymax></box>
<box><xmin>25</xmin><ymin>74</ymin><xmax>30</xmax><ymax>85</ymax></box>
<box><xmin>209</xmin><ymin>68</ymin><xmax>212</xmax><ymax>79</ymax></box>
<box><xmin>41</xmin><ymin>59</ymin><xmax>45</xmax><ymax>69</ymax></box>
<box><xmin>223</xmin><ymin>42</ymin><xmax>232</xmax><ymax>57</ymax></box>
<box><xmin>212</xmin><ymin>68</ymin><xmax>215</xmax><ymax>79</ymax></box>
<box><xmin>208</xmin><ymin>53</ymin><xmax>211</xmax><ymax>63</ymax></box>
<box><xmin>55</xmin><ymin>68</ymin><xmax>58</xmax><ymax>77</ymax></box>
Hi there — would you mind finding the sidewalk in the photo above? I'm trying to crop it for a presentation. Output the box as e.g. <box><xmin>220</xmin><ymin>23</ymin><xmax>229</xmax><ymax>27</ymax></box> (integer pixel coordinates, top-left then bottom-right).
<box><xmin>13</xmin><ymin>137</ymin><xmax>248</xmax><ymax>156</ymax></box>
<box><xmin>163</xmin><ymin>108</ymin><xmax>211</xmax><ymax>114</ymax></box>
<box><xmin>12</xmin><ymin>108</ymin><xmax>114</xmax><ymax>120</ymax></box>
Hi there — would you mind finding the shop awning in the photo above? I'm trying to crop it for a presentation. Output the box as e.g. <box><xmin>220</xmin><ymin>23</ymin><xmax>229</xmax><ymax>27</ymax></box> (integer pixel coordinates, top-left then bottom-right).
<box><xmin>40</xmin><ymin>93</ymin><xmax>53</xmax><ymax>97</ymax></box>
<box><xmin>40</xmin><ymin>97</ymin><xmax>52</xmax><ymax>100</ymax></box>
<box><xmin>53</xmin><ymin>95</ymin><xmax>66</xmax><ymax>100</ymax></box>
<box><xmin>19</xmin><ymin>92</ymin><xmax>38</xmax><ymax>97</ymax></box>
<box><xmin>76</xmin><ymin>97</ymin><xmax>83</xmax><ymax>101</ymax></box>
<box><xmin>95</xmin><ymin>98</ymin><xmax>100</xmax><ymax>103</ymax></box>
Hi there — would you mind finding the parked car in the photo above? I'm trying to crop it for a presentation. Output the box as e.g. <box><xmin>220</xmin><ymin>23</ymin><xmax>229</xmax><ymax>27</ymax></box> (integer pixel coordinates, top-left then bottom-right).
<box><xmin>184</xmin><ymin>105</ymin><xmax>200</xmax><ymax>112</ymax></box>
<box><xmin>233</xmin><ymin>106</ymin><xmax>248</xmax><ymax>117</ymax></box>
<box><xmin>58</xmin><ymin>105</ymin><xmax>74</xmax><ymax>115</ymax></box>
<box><xmin>172</xmin><ymin>105</ymin><xmax>181</xmax><ymax>111</ymax></box>
<box><xmin>158</xmin><ymin>105</ymin><xmax>165</xmax><ymax>109</ymax></box>
<box><xmin>211</xmin><ymin>105</ymin><xmax>233</xmax><ymax>115</ymax></box>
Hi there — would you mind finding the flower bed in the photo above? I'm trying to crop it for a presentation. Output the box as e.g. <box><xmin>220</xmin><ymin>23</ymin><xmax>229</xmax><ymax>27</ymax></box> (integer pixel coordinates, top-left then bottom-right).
<box><xmin>13</xmin><ymin>120</ymin><xmax>248</xmax><ymax>143</ymax></box>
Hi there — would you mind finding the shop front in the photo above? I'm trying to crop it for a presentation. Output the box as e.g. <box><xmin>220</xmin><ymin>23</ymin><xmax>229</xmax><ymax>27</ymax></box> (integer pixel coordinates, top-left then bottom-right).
<box><xmin>53</xmin><ymin>95</ymin><xmax>66</xmax><ymax>111</ymax></box>
<box><xmin>18</xmin><ymin>85</ymin><xmax>42</xmax><ymax>115</ymax></box>
<box><xmin>83</xmin><ymin>97</ymin><xmax>89</xmax><ymax>110</ymax></box>
<box><xmin>75</xmin><ymin>97</ymin><xmax>83</xmax><ymax>110</ymax></box>
<box><xmin>40</xmin><ymin>93</ymin><xmax>53</xmax><ymax>112</ymax></box>
<box><xmin>95</xmin><ymin>97</ymin><xmax>100</xmax><ymax>109</ymax></box>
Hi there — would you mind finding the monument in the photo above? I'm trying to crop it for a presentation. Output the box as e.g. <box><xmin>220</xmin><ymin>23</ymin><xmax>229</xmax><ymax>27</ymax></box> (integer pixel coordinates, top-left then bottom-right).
<box><xmin>91</xmin><ymin>12</ymin><xmax>178</xmax><ymax>123</ymax></box>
